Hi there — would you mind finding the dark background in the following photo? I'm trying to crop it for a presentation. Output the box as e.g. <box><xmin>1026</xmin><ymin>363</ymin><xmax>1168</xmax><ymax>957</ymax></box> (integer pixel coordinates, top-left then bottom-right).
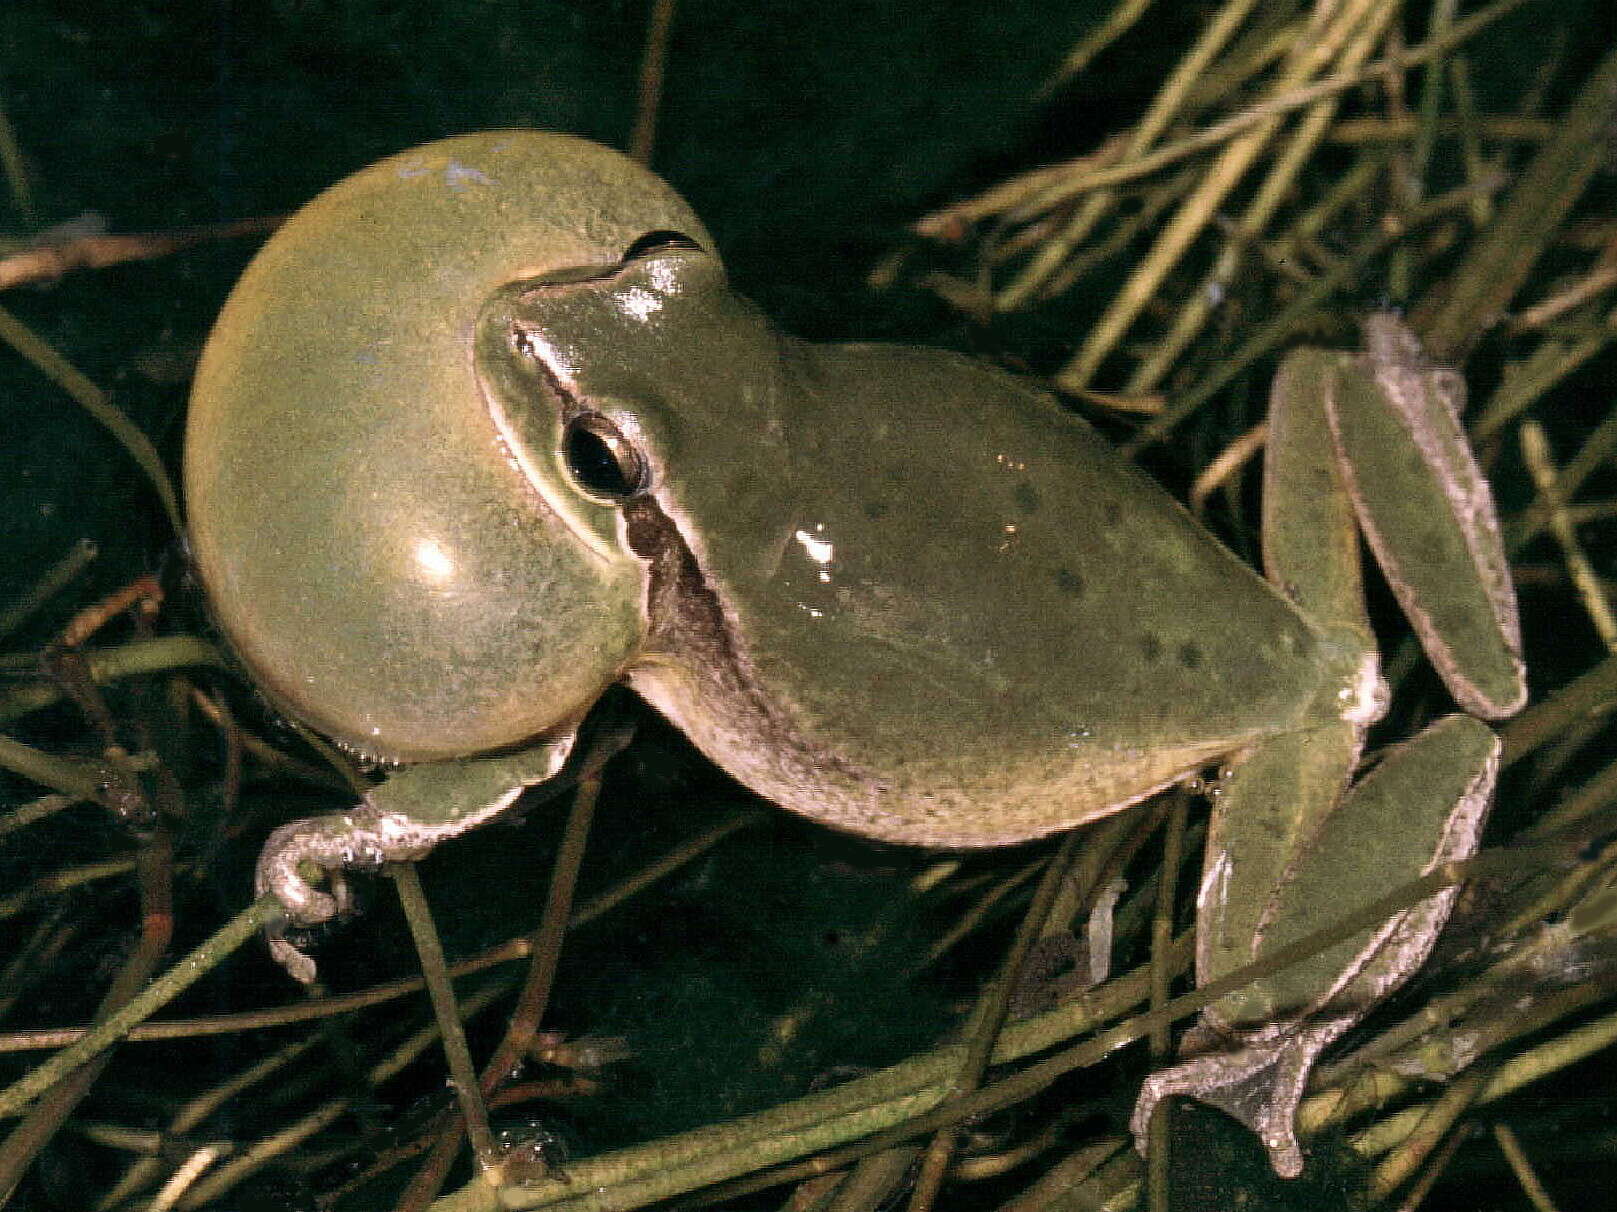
<box><xmin>2</xmin><ymin>2</ymin><xmax>1614</xmax><ymax>1208</ymax></box>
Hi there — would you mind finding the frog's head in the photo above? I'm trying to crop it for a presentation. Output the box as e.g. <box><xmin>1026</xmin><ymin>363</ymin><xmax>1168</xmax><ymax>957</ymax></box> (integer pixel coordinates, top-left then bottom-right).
<box><xmin>472</xmin><ymin>232</ymin><xmax>794</xmax><ymax>565</ymax></box>
<box><xmin>184</xmin><ymin>131</ymin><xmax>714</xmax><ymax>763</ymax></box>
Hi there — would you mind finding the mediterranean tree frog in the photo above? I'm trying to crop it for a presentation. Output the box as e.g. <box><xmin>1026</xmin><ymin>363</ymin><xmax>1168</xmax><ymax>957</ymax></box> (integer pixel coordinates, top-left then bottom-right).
<box><xmin>184</xmin><ymin>131</ymin><xmax>1524</xmax><ymax>1176</ymax></box>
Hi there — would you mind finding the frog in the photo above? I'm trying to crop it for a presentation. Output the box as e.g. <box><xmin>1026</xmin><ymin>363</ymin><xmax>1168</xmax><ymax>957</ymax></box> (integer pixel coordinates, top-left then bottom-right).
<box><xmin>183</xmin><ymin>130</ymin><xmax>1525</xmax><ymax>1178</ymax></box>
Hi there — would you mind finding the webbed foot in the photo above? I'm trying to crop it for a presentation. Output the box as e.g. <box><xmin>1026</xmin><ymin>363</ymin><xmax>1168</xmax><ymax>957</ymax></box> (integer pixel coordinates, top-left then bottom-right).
<box><xmin>1131</xmin><ymin>1017</ymin><xmax>1351</xmax><ymax>1178</ymax></box>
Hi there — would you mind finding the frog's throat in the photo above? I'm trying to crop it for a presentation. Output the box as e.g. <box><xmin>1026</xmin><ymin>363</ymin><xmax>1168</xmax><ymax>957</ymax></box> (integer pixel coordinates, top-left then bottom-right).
<box><xmin>619</xmin><ymin>494</ymin><xmax>890</xmax><ymax>812</ymax></box>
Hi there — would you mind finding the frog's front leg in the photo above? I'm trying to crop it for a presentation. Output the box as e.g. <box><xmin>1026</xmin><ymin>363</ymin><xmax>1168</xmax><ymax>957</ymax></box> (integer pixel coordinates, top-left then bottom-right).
<box><xmin>258</xmin><ymin>737</ymin><xmax>575</xmax><ymax>983</ymax></box>
<box><xmin>1132</xmin><ymin>323</ymin><xmax>1524</xmax><ymax>1176</ymax></box>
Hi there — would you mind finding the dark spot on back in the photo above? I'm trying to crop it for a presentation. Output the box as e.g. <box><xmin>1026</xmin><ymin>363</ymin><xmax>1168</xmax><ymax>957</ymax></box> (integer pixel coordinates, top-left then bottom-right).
<box><xmin>1102</xmin><ymin>500</ymin><xmax>1122</xmax><ymax>527</ymax></box>
<box><xmin>1014</xmin><ymin>481</ymin><xmax>1041</xmax><ymax>515</ymax></box>
<box><xmin>1054</xmin><ymin>567</ymin><xmax>1085</xmax><ymax>597</ymax></box>
<box><xmin>864</xmin><ymin>499</ymin><xmax>888</xmax><ymax>520</ymax></box>
<box><xmin>1179</xmin><ymin>642</ymin><xmax>1203</xmax><ymax>670</ymax></box>
<box><xmin>1140</xmin><ymin>633</ymin><xmax>1162</xmax><ymax>662</ymax></box>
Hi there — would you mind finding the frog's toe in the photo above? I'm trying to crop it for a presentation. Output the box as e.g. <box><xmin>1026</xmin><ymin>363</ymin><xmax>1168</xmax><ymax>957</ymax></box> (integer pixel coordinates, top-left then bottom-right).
<box><xmin>255</xmin><ymin>818</ymin><xmax>348</xmax><ymax>926</ymax></box>
<box><xmin>1131</xmin><ymin>1015</ymin><xmax>1352</xmax><ymax>1179</ymax></box>
<box><xmin>256</xmin><ymin>823</ymin><xmax>349</xmax><ymax>983</ymax></box>
<box><xmin>265</xmin><ymin>926</ymin><xmax>320</xmax><ymax>985</ymax></box>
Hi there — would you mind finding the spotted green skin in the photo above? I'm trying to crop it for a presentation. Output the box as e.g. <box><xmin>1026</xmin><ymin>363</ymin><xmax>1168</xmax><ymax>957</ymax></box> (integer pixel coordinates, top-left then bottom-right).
<box><xmin>186</xmin><ymin>132</ymin><xmax>1524</xmax><ymax>1176</ymax></box>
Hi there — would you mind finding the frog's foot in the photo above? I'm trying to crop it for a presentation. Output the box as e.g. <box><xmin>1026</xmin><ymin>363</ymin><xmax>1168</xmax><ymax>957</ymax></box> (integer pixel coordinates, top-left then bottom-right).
<box><xmin>256</xmin><ymin>740</ymin><xmax>577</xmax><ymax>982</ymax></box>
<box><xmin>255</xmin><ymin>803</ymin><xmax>401</xmax><ymax>983</ymax></box>
<box><xmin>1130</xmin><ymin>1016</ymin><xmax>1351</xmax><ymax>1178</ymax></box>
<box><xmin>254</xmin><ymin>791</ymin><xmax>541</xmax><ymax>984</ymax></box>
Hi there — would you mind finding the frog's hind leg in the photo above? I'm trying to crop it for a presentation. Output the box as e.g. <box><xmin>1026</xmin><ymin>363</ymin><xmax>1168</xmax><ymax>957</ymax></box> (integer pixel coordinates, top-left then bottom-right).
<box><xmin>1133</xmin><ymin>715</ymin><xmax>1497</xmax><ymax>1176</ymax></box>
<box><xmin>1175</xmin><ymin>345</ymin><xmax>1385</xmax><ymax>1014</ymax></box>
<box><xmin>1326</xmin><ymin>315</ymin><xmax>1526</xmax><ymax>719</ymax></box>
<box><xmin>1260</xmin><ymin>320</ymin><xmax>1526</xmax><ymax>721</ymax></box>
<box><xmin>1132</xmin><ymin>340</ymin><xmax>1507</xmax><ymax>1175</ymax></box>
<box><xmin>1181</xmin><ymin>343</ymin><xmax>1385</xmax><ymax>1033</ymax></box>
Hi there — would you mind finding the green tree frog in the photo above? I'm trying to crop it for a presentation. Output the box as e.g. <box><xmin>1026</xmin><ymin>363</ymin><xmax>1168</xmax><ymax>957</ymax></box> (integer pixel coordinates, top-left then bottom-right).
<box><xmin>184</xmin><ymin>131</ymin><xmax>1525</xmax><ymax>1176</ymax></box>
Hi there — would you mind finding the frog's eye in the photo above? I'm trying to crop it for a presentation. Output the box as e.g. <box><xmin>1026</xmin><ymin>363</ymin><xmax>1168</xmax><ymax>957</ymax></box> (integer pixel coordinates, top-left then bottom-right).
<box><xmin>621</xmin><ymin>229</ymin><xmax>705</xmax><ymax>261</ymax></box>
<box><xmin>563</xmin><ymin>412</ymin><xmax>648</xmax><ymax>502</ymax></box>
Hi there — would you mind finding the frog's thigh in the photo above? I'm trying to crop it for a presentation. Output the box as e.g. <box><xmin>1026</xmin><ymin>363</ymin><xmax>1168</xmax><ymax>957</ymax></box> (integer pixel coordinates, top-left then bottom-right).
<box><xmin>1262</xmin><ymin>348</ymin><xmax>1370</xmax><ymax>643</ymax></box>
<box><xmin>1253</xmin><ymin>712</ymin><xmax>1497</xmax><ymax>1026</ymax></box>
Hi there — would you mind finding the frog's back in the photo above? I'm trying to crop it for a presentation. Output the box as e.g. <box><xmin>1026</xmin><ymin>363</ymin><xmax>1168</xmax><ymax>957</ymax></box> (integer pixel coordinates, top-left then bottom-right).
<box><xmin>631</xmin><ymin>342</ymin><xmax>1337</xmax><ymax>847</ymax></box>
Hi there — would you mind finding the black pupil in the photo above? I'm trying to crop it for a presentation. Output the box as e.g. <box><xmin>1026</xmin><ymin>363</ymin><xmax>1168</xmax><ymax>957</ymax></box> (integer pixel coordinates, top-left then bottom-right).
<box><xmin>566</xmin><ymin>421</ymin><xmax>638</xmax><ymax>498</ymax></box>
